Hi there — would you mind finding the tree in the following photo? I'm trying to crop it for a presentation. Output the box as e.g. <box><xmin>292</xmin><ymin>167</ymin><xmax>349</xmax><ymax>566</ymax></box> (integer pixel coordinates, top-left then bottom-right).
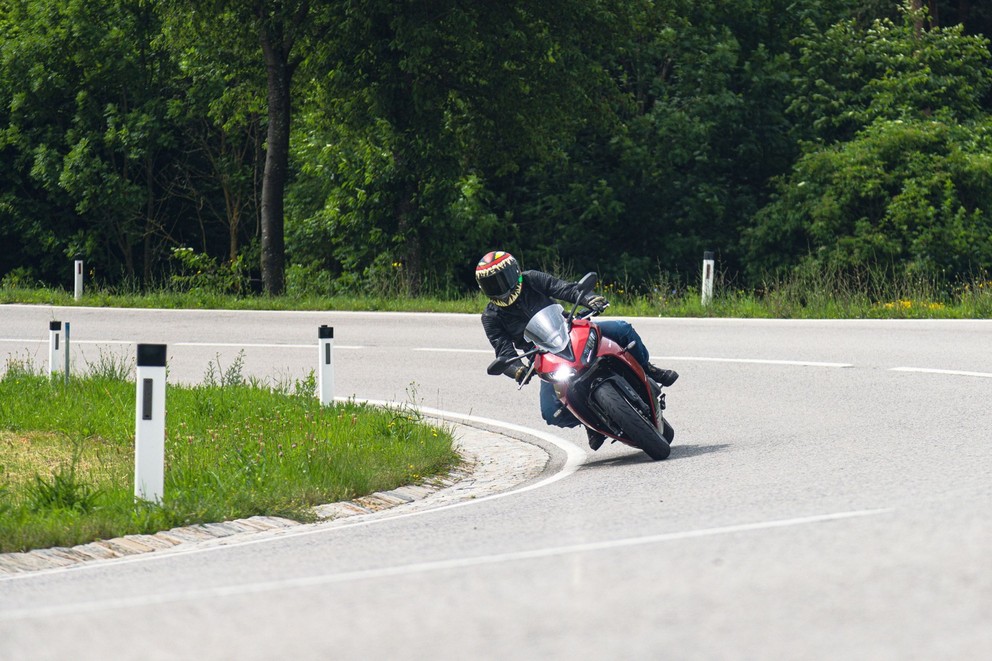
<box><xmin>1</xmin><ymin>0</ymin><xmax>184</xmax><ymax>284</ymax></box>
<box><xmin>746</xmin><ymin>9</ymin><xmax>992</xmax><ymax>281</ymax></box>
<box><xmin>171</xmin><ymin>0</ymin><xmax>333</xmax><ymax>295</ymax></box>
<box><xmin>290</xmin><ymin>0</ymin><xmax>628</xmax><ymax>294</ymax></box>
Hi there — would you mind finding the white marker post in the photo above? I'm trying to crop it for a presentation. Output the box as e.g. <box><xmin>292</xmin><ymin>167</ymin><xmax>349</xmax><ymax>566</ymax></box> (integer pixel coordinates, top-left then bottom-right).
<box><xmin>74</xmin><ymin>258</ymin><xmax>84</xmax><ymax>301</ymax></box>
<box><xmin>62</xmin><ymin>321</ymin><xmax>71</xmax><ymax>383</ymax></box>
<box><xmin>49</xmin><ymin>321</ymin><xmax>64</xmax><ymax>377</ymax></box>
<box><xmin>135</xmin><ymin>344</ymin><xmax>167</xmax><ymax>504</ymax></box>
<box><xmin>318</xmin><ymin>325</ymin><xmax>334</xmax><ymax>406</ymax></box>
<box><xmin>701</xmin><ymin>251</ymin><xmax>715</xmax><ymax>306</ymax></box>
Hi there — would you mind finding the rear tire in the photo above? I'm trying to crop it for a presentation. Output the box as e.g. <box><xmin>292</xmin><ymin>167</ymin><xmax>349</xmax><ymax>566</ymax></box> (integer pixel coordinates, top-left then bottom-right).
<box><xmin>592</xmin><ymin>381</ymin><xmax>670</xmax><ymax>460</ymax></box>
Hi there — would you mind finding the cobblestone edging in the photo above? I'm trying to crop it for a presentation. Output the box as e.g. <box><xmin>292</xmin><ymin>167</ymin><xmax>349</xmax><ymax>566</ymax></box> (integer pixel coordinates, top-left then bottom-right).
<box><xmin>0</xmin><ymin>422</ymin><xmax>551</xmax><ymax>576</ymax></box>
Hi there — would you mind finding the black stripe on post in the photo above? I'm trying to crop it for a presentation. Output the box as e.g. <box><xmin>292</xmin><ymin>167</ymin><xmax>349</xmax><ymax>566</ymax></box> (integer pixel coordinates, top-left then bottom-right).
<box><xmin>137</xmin><ymin>344</ymin><xmax>167</xmax><ymax>367</ymax></box>
<box><xmin>142</xmin><ymin>378</ymin><xmax>154</xmax><ymax>420</ymax></box>
<box><xmin>50</xmin><ymin>321</ymin><xmax>62</xmax><ymax>331</ymax></box>
<box><xmin>318</xmin><ymin>325</ymin><xmax>334</xmax><ymax>339</ymax></box>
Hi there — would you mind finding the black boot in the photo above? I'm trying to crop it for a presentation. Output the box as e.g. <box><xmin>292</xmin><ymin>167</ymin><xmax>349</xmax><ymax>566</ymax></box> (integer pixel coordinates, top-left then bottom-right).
<box><xmin>645</xmin><ymin>364</ymin><xmax>679</xmax><ymax>387</ymax></box>
<box><xmin>586</xmin><ymin>427</ymin><xmax>606</xmax><ymax>451</ymax></box>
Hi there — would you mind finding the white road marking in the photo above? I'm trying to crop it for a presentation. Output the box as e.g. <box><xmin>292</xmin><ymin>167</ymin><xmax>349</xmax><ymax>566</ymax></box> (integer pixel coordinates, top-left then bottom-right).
<box><xmin>414</xmin><ymin>348</ymin><xmax>491</xmax><ymax>354</ymax></box>
<box><xmin>653</xmin><ymin>356</ymin><xmax>853</xmax><ymax>368</ymax></box>
<box><xmin>890</xmin><ymin>367</ymin><xmax>992</xmax><ymax>379</ymax></box>
<box><xmin>174</xmin><ymin>342</ymin><xmax>364</xmax><ymax>349</ymax></box>
<box><xmin>0</xmin><ymin>405</ymin><xmax>586</xmax><ymax>583</ymax></box>
<box><xmin>0</xmin><ymin>339</ymin><xmax>363</xmax><ymax>349</ymax></box>
<box><xmin>0</xmin><ymin>508</ymin><xmax>892</xmax><ymax>621</ymax></box>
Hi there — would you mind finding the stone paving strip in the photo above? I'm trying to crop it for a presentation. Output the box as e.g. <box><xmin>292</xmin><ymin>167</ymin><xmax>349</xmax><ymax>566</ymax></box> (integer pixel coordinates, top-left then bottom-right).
<box><xmin>0</xmin><ymin>420</ymin><xmax>552</xmax><ymax>576</ymax></box>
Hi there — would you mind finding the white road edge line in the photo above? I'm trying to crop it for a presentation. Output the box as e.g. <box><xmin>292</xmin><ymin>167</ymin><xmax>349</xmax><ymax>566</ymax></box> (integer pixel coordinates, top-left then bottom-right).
<box><xmin>413</xmin><ymin>348</ymin><xmax>491</xmax><ymax>353</ymax></box>
<box><xmin>0</xmin><ymin>404</ymin><xmax>586</xmax><ymax>583</ymax></box>
<box><xmin>0</xmin><ymin>339</ymin><xmax>364</xmax><ymax>349</ymax></box>
<box><xmin>890</xmin><ymin>367</ymin><xmax>992</xmax><ymax>379</ymax></box>
<box><xmin>652</xmin><ymin>356</ymin><xmax>854</xmax><ymax>368</ymax></box>
<box><xmin>0</xmin><ymin>508</ymin><xmax>893</xmax><ymax>621</ymax></box>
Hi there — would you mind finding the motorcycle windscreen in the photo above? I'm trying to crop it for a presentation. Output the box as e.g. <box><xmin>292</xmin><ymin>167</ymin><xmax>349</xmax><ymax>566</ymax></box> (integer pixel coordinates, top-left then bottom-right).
<box><xmin>523</xmin><ymin>304</ymin><xmax>571</xmax><ymax>354</ymax></box>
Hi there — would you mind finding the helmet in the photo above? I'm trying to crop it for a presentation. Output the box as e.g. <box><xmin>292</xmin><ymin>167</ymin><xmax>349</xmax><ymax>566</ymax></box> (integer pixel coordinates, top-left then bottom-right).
<box><xmin>475</xmin><ymin>251</ymin><xmax>522</xmax><ymax>306</ymax></box>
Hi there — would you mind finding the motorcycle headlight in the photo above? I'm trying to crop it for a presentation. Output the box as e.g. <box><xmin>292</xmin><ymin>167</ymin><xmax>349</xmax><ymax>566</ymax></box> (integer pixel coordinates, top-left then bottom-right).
<box><xmin>551</xmin><ymin>366</ymin><xmax>576</xmax><ymax>383</ymax></box>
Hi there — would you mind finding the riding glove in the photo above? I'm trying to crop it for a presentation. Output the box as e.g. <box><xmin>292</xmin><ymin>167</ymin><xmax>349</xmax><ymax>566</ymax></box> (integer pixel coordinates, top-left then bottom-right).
<box><xmin>584</xmin><ymin>295</ymin><xmax>609</xmax><ymax>313</ymax></box>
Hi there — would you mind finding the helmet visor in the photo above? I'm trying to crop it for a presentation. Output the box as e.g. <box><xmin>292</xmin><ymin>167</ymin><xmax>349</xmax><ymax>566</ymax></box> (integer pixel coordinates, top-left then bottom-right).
<box><xmin>478</xmin><ymin>261</ymin><xmax>520</xmax><ymax>299</ymax></box>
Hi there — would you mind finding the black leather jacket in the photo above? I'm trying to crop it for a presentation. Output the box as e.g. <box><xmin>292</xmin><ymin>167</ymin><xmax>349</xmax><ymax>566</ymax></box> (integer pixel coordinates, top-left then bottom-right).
<box><xmin>481</xmin><ymin>270</ymin><xmax>588</xmax><ymax>376</ymax></box>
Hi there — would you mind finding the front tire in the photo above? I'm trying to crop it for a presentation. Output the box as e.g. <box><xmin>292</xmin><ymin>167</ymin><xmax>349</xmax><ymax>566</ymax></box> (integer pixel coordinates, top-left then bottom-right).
<box><xmin>661</xmin><ymin>418</ymin><xmax>675</xmax><ymax>444</ymax></box>
<box><xmin>591</xmin><ymin>381</ymin><xmax>670</xmax><ymax>460</ymax></box>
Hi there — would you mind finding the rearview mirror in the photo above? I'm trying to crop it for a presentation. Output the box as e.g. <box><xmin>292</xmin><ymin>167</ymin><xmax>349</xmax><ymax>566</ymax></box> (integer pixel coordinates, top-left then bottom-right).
<box><xmin>577</xmin><ymin>272</ymin><xmax>598</xmax><ymax>295</ymax></box>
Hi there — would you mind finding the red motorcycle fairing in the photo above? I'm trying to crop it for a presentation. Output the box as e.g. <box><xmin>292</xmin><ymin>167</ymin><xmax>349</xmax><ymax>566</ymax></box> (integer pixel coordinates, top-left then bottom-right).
<box><xmin>534</xmin><ymin>319</ymin><xmax>660</xmax><ymax>438</ymax></box>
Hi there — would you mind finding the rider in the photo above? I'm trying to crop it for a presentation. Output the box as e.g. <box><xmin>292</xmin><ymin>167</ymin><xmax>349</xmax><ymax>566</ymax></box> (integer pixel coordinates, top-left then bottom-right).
<box><xmin>476</xmin><ymin>250</ymin><xmax>678</xmax><ymax>451</ymax></box>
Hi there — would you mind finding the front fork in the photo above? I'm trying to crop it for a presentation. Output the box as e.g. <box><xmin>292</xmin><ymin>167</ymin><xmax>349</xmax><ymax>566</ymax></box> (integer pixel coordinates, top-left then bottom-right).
<box><xmin>648</xmin><ymin>379</ymin><xmax>667</xmax><ymax>432</ymax></box>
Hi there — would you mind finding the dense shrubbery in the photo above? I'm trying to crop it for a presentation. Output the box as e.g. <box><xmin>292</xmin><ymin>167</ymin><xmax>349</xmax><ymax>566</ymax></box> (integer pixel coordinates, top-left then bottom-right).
<box><xmin>1</xmin><ymin>1</ymin><xmax>990</xmax><ymax>296</ymax></box>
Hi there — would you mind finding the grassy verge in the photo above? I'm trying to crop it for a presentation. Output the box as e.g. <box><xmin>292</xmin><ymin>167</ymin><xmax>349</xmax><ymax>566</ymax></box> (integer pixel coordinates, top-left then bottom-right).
<box><xmin>0</xmin><ymin>362</ymin><xmax>459</xmax><ymax>554</ymax></box>
<box><xmin>2</xmin><ymin>268</ymin><xmax>991</xmax><ymax>318</ymax></box>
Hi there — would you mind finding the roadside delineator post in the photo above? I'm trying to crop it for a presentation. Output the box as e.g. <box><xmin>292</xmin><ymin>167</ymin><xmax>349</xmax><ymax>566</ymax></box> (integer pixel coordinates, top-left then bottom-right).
<box><xmin>74</xmin><ymin>258</ymin><xmax>84</xmax><ymax>302</ymax></box>
<box><xmin>318</xmin><ymin>325</ymin><xmax>334</xmax><ymax>406</ymax></box>
<box><xmin>62</xmin><ymin>321</ymin><xmax>71</xmax><ymax>383</ymax></box>
<box><xmin>701</xmin><ymin>251</ymin><xmax>715</xmax><ymax>306</ymax></box>
<box><xmin>135</xmin><ymin>344</ymin><xmax>167</xmax><ymax>504</ymax></box>
<box><xmin>49</xmin><ymin>321</ymin><xmax>64</xmax><ymax>377</ymax></box>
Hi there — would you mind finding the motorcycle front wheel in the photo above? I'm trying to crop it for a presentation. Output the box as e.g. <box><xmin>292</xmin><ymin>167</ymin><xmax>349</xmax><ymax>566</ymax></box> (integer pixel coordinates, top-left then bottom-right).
<box><xmin>592</xmin><ymin>381</ymin><xmax>671</xmax><ymax>460</ymax></box>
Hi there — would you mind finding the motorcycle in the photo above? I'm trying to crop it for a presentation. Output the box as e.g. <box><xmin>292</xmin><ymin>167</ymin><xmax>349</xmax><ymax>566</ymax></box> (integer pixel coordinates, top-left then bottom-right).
<box><xmin>487</xmin><ymin>273</ymin><xmax>674</xmax><ymax>460</ymax></box>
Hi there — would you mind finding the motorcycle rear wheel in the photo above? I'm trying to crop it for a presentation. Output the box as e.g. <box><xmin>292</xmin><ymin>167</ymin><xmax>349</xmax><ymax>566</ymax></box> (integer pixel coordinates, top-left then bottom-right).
<box><xmin>592</xmin><ymin>381</ymin><xmax>670</xmax><ymax>460</ymax></box>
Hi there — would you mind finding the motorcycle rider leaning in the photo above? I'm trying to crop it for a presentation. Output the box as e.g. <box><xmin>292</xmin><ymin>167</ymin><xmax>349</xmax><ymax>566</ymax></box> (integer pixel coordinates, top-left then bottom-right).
<box><xmin>476</xmin><ymin>250</ymin><xmax>678</xmax><ymax>451</ymax></box>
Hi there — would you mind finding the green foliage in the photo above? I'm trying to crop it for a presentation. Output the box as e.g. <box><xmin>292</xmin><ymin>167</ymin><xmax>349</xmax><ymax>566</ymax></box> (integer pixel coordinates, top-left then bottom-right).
<box><xmin>2</xmin><ymin>1</ymin><xmax>992</xmax><ymax>293</ymax></box>
<box><xmin>169</xmin><ymin>247</ymin><xmax>247</xmax><ymax>295</ymax></box>
<box><xmin>789</xmin><ymin>9</ymin><xmax>992</xmax><ymax>144</ymax></box>
<box><xmin>747</xmin><ymin>6</ymin><xmax>992</xmax><ymax>282</ymax></box>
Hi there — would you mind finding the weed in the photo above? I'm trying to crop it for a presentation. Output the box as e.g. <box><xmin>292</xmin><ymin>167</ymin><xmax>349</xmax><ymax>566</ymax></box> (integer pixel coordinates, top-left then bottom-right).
<box><xmin>203</xmin><ymin>350</ymin><xmax>247</xmax><ymax>387</ymax></box>
<box><xmin>26</xmin><ymin>442</ymin><xmax>103</xmax><ymax>514</ymax></box>
<box><xmin>86</xmin><ymin>348</ymin><xmax>134</xmax><ymax>382</ymax></box>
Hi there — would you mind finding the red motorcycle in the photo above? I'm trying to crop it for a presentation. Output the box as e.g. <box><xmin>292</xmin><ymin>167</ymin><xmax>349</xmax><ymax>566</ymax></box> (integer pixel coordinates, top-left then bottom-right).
<box><xmin>488</xmin><ymin>273</ymin><xmax>674</xmax><ymax>460</ymax></box>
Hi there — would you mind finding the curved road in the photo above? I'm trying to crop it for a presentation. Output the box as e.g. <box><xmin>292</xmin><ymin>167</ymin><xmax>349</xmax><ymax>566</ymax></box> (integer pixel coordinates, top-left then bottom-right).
<box><xmin>1</xmin><ymin>305</ymin><xmax>991</xmax><ymax>659</ymax></box>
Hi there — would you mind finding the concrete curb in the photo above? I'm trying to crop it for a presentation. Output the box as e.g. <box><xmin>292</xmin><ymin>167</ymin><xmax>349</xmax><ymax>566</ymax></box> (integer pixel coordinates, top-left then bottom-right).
<box><xmin>0</xmin><ymin>421</ymin><xmax>552</xmax><ymax>577</ymax></box>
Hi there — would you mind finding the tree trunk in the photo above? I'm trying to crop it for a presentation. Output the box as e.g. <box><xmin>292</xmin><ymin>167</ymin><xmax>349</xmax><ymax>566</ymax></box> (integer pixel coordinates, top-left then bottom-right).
<box><xmin>143</xmin><ymin>155</ymin><xmax>154</xmax><ymax>285</ymax></box>
<box><xmin>911</xmin><ymin>0</ymin><xmax>924</xmax><ymax>35</ymax></box>
<box><xmin>395</xmin><ymin>184</ymin><xmax>422</xmax><ymax>295</ymax></box>
<box><xmin>959</xmin><ymin>0</ymin><xmax>970</xmax><ymax>24</ymax></box>
<box><xmin>258</xmin><ymin>26</ymin><xmax>291</xmax><ymax>296</ymax></box>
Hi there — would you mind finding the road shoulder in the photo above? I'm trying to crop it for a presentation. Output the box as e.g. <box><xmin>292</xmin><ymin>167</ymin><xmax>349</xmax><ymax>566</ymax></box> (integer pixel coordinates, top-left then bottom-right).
<box><xmin>0</xmin><ymin>419</ymin><xmax>552</xmax><ymax>576</ymax></box>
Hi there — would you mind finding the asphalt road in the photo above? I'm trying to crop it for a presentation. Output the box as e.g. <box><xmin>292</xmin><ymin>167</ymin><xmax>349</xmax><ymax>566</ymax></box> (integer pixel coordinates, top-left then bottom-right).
<box><xmin>1</xmin><ymin>304</ymin><xmax>991</xmax><ymax>660</ymax></box>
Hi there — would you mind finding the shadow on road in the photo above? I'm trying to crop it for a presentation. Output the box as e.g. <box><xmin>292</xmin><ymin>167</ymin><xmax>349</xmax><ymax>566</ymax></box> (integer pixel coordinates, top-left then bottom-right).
<box><xmin>580</xmin><ymin>442</ymin><xmax>731</xmax><ymax>469</ymax></box>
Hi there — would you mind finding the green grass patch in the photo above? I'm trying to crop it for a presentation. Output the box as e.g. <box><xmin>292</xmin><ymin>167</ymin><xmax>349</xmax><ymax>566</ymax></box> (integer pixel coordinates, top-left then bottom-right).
<box><xmin>3</xmin><ymin>267</ymin><xmax>992</xmax><ymax>318</ymax></box>
<box><xmin>0</xmin><ymin>366</ymin><xmax>459</xmax><ymax>554</ymax></box>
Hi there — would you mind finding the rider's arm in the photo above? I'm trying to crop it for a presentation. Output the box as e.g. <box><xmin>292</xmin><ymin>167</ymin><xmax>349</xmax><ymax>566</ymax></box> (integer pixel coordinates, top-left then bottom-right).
<box><xmin>482</xmin><ymin>309</ymin><xmax>523</xmax><ymax>378</ymax></box>
<box><xmin>526</xmin><ymin>270</ymin><xmax>587</xmax><ymax>305</ymax></box>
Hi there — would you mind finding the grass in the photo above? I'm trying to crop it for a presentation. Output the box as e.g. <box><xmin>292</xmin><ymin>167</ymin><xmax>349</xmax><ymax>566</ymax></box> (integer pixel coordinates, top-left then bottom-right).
<box><xmin>3</xmin><ymin>267</ymin><xmax>991</xmax><ymax>318</ymax></box>
<box><xmin>0</xmin><ymin>359</ymin><xmax>459</xmax><ymax>554</ymax></box>
<box><xmin>0</xmin><ymin>285</ymin><xmax>489</xmax><ymax>314</ymax></box>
